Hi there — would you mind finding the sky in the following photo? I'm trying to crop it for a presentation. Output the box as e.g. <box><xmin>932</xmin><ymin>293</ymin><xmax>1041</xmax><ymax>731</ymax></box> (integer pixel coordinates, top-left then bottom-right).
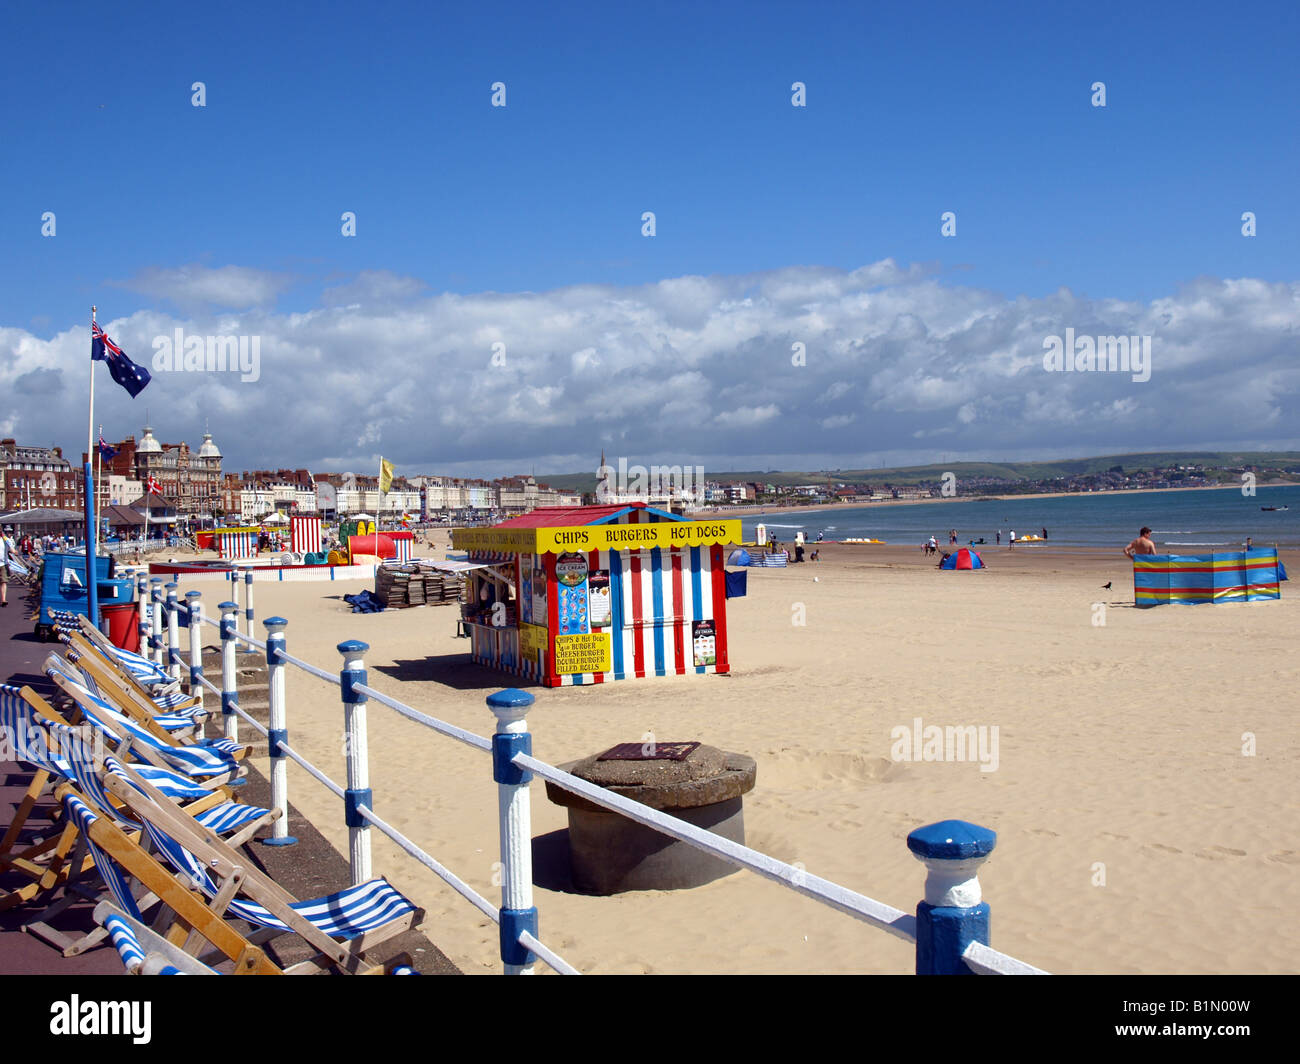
<box><xmin>1</xmin><ymin>1</ymin><xmax>1297</xmax><ymax>478</ymax></box>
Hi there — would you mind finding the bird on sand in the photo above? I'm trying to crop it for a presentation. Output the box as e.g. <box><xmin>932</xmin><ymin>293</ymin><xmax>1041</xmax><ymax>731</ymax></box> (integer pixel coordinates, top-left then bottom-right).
<box><xmin>1101</xmin><ymin>581</ymin><xmax>1112</xmax><ymax>590</ymax></box>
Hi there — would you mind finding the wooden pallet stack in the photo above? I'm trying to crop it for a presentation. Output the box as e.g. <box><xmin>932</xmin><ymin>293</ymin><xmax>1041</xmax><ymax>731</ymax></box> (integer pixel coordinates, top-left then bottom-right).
<box><xmin>375</xmin><ymin>565</ymin><xmax>465</xmax><ymax>608</ymax></box>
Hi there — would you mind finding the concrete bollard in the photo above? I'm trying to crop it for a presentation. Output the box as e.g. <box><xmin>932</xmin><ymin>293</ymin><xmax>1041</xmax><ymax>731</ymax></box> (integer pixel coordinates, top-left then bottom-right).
<box><xmin>488</xmin><ymin>688</ymin><xmax>537</xmax><ymax>975</ymax></box>
<box><xmin>219</xmin><ymin>601</ymin><xmax>239</xmax><ymax>742</ymax></box>
<box><xmin>907</xmin><ymin>820</ymin><xmax>997</xmax><ymax>975</ymax></box>
<box><xmin>260</xmin><ymin>617</ymin><xmax>296</xmax><ymax>846</ymax></box>
<box><xmin>338</xmin><ymin>640</ymin><xmax>372</xmax><ymax>885</ymax></box>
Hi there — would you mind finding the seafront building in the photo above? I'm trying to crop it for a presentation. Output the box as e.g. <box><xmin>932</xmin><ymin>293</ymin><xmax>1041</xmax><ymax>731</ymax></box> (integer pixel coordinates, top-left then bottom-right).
<box><xmin>0</xmin><ymin>439</ymin><xmax>83</xmax><ymax>512</ymax></box>
<box><xmin>96</xmin><ymin>426</ymin><xmax>224</xmax><ymax>519</ymax></box>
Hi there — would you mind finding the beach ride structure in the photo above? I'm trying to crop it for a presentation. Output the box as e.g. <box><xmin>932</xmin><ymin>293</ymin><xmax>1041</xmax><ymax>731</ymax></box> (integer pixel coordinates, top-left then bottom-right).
<box><xmin>34</xmin><ymin>590</ymin><xmax>1046</xmax><ymax>975</ymax></box>
<box><xmin>450</xmin><ymin>504</ymin><xmax>741</xmax><ymax>686</ymax></box>
<box><xmin>1133</xmin><ymin>547</ymin><xmax>1284</xmax><ymax>606</ymax></box>
<box><xmin>939</xmin><ymin>548</ymin><xmax>985</xmax><ymax>570</ymax></box>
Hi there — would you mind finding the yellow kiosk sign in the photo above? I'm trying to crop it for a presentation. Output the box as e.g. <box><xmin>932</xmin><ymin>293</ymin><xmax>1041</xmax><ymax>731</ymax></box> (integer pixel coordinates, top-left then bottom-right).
<box><xmin>453</xmin><ymin>519</ymin><xmax>741</xmax><ymax>555</ymax></box>
<box><xmin>554</xmin><ymin>632</ymin><xmax>612</xmax><ymax>675</ymax></box>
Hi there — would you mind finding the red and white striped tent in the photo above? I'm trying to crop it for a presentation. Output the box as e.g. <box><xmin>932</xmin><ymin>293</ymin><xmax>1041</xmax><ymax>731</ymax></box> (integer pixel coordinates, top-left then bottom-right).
<box><xmin>451</xmin><ymin>505</ymin><xmax>741</xmax><ymax>687</ymax></box>
<box><xmin>214</xmin><ymin>527</ymin><xmax>259</xmax><ymax>560</ymax></box>
<box><xmin>290</xmin><ymin>514</ymin><xmax>323</xmax><ymax>556</ymax></box>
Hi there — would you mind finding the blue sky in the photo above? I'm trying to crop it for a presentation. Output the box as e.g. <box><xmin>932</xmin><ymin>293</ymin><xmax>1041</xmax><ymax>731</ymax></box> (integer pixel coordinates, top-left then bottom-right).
<box><xmin>1</xmin><ymin>1</ymin><xmax>1297</xmax><ymax>475</ymax></box>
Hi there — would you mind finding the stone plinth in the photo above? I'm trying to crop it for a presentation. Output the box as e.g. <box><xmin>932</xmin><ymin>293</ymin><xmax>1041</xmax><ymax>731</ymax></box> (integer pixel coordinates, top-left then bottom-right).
<box><xmin>545</xmin><ymin>745</ymin><xmax>757</xmax><ymax>894</ymax></box>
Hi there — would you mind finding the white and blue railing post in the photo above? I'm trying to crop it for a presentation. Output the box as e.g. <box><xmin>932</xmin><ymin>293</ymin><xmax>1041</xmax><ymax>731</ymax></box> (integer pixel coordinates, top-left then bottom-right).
<box><xmin>219</xmin><ymin>601</ymin><xmax>240</xmax><ymax>742</ymax></box>
<box><xmin>165</xmin><ymin>582</ymin><xmax>181</xmax><ymax>683</ymax></box>
<box><xmin>135</xmin><ymin>572</ymin><xmax>149</xmax><ymax>652</ymax></box>
<box><xmin>338</xmin><ymin>640</ymin><xmax>372</xmax><ymax>885</ymax></box>
<box><xmin>149</xmin><ymin>578</ymin><xmax>164</xmax><ymax>667</ymax></box>
<box><xmin>488</xmin><ymin>688</ymin><xmax>537</xmax><ymax>976</ymax></box>
<box><xmin>907</xmin><ymin>820</ymin><xmax>997</xmax><ymax>975</ymax></box>
<box><xmin>185</xmin><ymin>590</ymin><xmax>204</xmax><ymax>713</ymax></box>
<box><xmin>241</xmin><ymin>566</ymin><xmax>256</xmax><ymax>655</ymax></box>
<box><xmin>261</xmin><ymin>617</ymin><xmax>296</xmax><ymax>846</ymax></box>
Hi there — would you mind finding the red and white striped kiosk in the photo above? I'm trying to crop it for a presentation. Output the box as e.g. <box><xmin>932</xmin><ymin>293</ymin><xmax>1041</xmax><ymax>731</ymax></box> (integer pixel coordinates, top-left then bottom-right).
<box><xmin>451</xmin><ymin>504</ymin><xmax>741</xmax><ymax>687</ymax></box>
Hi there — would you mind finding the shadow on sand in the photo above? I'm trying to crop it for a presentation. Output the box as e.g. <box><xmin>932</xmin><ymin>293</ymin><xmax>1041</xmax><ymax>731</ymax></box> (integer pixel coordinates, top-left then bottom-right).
<box><xmin>372</xmin><ymin>655</ymin><xmax>541</xmax><ymax>693</ymax></box>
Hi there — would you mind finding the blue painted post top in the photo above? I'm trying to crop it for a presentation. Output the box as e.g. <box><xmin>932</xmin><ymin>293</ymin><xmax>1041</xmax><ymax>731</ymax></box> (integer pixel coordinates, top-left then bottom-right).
<box><xmin>264</xmin><ymin>616</ymin><xmax>288</xmax><ymax>630</ymax></box>
<box><xmin>337</xmin><ymin>639</ymin><xmax>370</xmax><ymax>656</ymax></box>
<box><xmin>487</xmin><ymin>689</ymin><xmax>535</xmax><ymax>712</ymax></box>
<box><xmin>219</xmin><ymin>601</ymin><xmax>238</xmax><ymax>612</ymax></box>
<box><xmin>907</xmin><ymin>820</ymin><xmax>997</xmax><ymax>861</ymax></box>
<box><xmin>185</xmin><ymin>590</ymin><xmax>201</xmax><ymax>602</ymax></box>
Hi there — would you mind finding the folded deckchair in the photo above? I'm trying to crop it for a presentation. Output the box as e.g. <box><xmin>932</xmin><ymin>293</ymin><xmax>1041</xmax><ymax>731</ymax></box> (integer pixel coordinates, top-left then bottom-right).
<box><xmin>96</xmin><ymin>901</ymin><xmax>221</xmax><ymax>974</ymax></box>
<box><xmin>101</xmin><ymin>758</ymin><xmax>424</xmax><ymax>974</ymax></box>
<box><xmin>1</xmin><ymin>689</ymin><xmax>279</xmax><ymax>953</ymax></box>
<box><xmin>72</xmin><ymin>619</ymin><xmax>199</xmax><ymax>710</ymax></box>
<box><xmin>47</xmin><ymin>652</ymin><xmax>201</xmax><ymax>741</ymax></box>
<box><xmin>57</xmin><ymin>639</ymin><xmax>206</xmax><ymax>739</ymax></box>
<box><xmin>47</xmin><ymin>667</ymin><xmax>246</xmax><ymax>782</ymax></box>
<box><xmin>54</xmin><ymin>787</ymin><xmax>282</xmax><ymax>974</ymax></box>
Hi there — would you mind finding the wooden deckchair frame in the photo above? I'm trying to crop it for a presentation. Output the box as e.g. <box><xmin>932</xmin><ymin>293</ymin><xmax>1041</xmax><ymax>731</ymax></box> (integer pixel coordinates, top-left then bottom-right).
<box><xmin>103</xmin><ymin>763</ymin><xmax>424</xmax><ymax>975</ymax></box>
<box><xmin>62</xmin><ymin>636</ymin><xmax>205</xmax><ymax>743</ymax></box>
<box><xmin>74</xmin><ymin>621</ymin><xmax>199</xmax><ymax>709</ymax></box>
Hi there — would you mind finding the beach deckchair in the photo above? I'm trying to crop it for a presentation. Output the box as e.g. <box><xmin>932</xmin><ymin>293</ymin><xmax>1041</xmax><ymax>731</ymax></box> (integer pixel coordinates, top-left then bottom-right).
<box><xmin>53</xmin><ymin>786</ymin><xmax>283</xmax><ymax>974</ymax></box>
<box><xmin>47</xmin><ymin>667</ymin><xmax>247</xmax><ymax>782</ymax></box>
<box><xmin>2</xmin><ymin>691</ymin><xmax>278</xmax><ymax>953</ymax></box>
<box><xmin>58</xmin><ymin>638</ymin><xmax>206</xmax><ymax>740</ymax></box>
<box><xmin>72</xmin><ymin>619</ymin><xmax>199</xmax><ymax>709</ymax></box>
<box><xmin>47</xmin><ymin>651</ymin><xmax>202</xmax><ymax>743</ymax></box>
<box><xmin>95</xmin><ymin>901</ymin><xmax>221</xmax><ymax>974</ymax></box>
<box><xmin>101</xmin><ymin>758</ymin><xmax>424</xmax><ymax>974</ymax></box>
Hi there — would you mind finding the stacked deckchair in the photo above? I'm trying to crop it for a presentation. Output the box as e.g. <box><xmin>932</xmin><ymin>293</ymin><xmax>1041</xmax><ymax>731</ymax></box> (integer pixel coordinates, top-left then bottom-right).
<box><xmin>2</xmin><ymin>642</ymin><xmax>424</xmax><ymax>973</ymax></box>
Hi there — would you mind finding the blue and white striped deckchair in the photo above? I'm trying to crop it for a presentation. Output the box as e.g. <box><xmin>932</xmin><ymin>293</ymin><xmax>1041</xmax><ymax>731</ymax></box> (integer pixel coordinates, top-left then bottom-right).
<box><xmin>47</xmin><ymin>669</ymin><xmax>244</xmax><ymax>780</ymax></box>
<box><xmin>48</xmin><ymin>654</ymin><xmax>201</xmax><ymax>735</ymax></box>
<box><xmin>55</xmin><ymin>790</ymin><xmax>282</xmax><ymax>974</ymax></box>
<box><xmin>96</xmin><ymin>903</ymin><xmax>217</xmax><ymax>975</ymax></box>
<box><xmin>101</xmin><ymin>757</ymin><xmax>423</xmax><ymax>973</ymax></box>
<box><xmin>49</xmin><ymin>723</ymin><xmax>276</xmax><ymax>844</ymax></box>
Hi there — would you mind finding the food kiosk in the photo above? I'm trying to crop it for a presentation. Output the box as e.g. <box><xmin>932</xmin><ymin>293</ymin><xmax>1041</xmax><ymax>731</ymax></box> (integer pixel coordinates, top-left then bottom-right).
<box><xmin>451</xmin><ymin>504</ymin><xmax>741</xmax><ymax>686</ymax></box>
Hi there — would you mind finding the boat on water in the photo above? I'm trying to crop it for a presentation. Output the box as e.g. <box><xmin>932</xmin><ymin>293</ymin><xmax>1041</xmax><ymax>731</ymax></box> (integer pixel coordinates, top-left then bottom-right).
<box><xmin>1260</xmin><ymin>505</ymin><xmax>1289</xmax><ymax>511</ymax></box>
<box><xmin>1016</xmin><ymin>534</ymin><xmax>1047</xmax><ymax>542</ymax></box>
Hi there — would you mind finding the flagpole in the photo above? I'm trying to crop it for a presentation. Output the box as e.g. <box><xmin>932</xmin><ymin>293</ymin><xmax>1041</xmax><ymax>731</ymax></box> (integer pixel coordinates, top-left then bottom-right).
<box><xmin>84</xmin><ymin>307</ymin><xmax>100</xmax><ymax>630</ymax></box>
<box><xmin>95</xmin><ymin>424</ymin><xmax>103</xmax><ymax>545</ymax></box>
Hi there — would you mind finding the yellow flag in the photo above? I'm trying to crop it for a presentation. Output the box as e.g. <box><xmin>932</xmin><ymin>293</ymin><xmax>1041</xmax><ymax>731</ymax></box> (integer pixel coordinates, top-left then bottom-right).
<box><xmin>379</xmin><ymin>458</ymin><xmax>394</xmax><ymax>494</ymax></box>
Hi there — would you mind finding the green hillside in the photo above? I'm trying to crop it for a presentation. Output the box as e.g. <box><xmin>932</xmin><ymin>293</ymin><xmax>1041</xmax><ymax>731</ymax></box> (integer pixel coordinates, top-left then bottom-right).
<box><xmin>539</xmin><ymin>451</ymin><xmax>1300</xmax><ymax>492</ymax></box>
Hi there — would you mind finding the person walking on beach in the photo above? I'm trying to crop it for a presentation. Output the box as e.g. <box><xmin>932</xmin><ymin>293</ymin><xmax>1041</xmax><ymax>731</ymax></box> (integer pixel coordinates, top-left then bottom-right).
<box><xmin>1123</xmin><ymin>527</ymin><xmax>1157</xmax><ymax>559</ymax></box>
<box><xmin>996</xmin><ymin>530</ymin><xmax>1001</xmax><ymax>545</ymax></box>
<box><xmin>1008</xmin><ymin>530</ymin><xmax>1015</xmax><ymax>548</ymax></box>
<box><xmin>949</xmin><ymin>529</ymin><xmax>957</xmax><ymax>546</ymax></box>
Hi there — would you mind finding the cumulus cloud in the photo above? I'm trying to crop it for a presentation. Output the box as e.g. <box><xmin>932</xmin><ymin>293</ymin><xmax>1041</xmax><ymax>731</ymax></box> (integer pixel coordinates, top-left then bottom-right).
<box><xmin>4</xmin><ymin>261</ymin><xmax>1299</xmax><ymax>477</ymax></box>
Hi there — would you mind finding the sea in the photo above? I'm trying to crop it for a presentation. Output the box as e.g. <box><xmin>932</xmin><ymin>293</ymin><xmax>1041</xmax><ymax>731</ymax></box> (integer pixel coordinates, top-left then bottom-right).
<box><xmin>738</xmin><ymin>485</ymin><xmax>1300</xmax><ymax>551</ymax></box>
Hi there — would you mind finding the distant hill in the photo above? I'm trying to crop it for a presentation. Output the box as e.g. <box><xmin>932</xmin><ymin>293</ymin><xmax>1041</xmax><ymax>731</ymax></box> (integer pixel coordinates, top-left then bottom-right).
<box><xmin>539</xmin><ymin>451</ymin><xmax>1300</xmax><ymax>492</ymax></box>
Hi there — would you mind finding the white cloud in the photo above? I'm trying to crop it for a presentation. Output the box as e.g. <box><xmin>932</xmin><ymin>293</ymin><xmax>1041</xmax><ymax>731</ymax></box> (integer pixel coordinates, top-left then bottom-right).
<box><xmin>3</xmin><ymin>261</ymin><xmax>1299</xmax><ymax>476</ymax></box>
<box><xmin>115</xmin><ymin>265</ymin><xmax>292</xmax><ymax>309</ymax></box>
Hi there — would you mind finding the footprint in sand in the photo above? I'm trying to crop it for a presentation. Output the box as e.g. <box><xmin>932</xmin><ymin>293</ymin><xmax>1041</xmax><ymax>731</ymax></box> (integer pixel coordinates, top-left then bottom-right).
<box><xmin>1195</xmin><ymin>846</ymin><xmax>1247</xmax><ymax>861</ymax></box>
<box><xmin>1027</xmin><ymin>828</ymin><xmax>1060</xmax><ymax>838</ymax></box>
<box><xmin>1142</xmin><ymin>843</ymin><xmax>1182</xmax><ymax>855</ymax></box>
<box><xmin>1099</xmin><ymin>832</ymin><xmax>1130</xmax><ymax>842</ymax></box>
<box><xmin>1266</xmin><ymin>851</ymin><xmax>1300</xmax><ymax>864</ymax></box>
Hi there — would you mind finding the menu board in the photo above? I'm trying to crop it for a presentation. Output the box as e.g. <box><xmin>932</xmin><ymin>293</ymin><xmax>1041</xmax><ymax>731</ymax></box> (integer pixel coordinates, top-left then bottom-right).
<box><xmin>530</xmin><ymin>553</ymin><xmax>547</xmax><ymax>624</ymax></box>
<box><xmin>588</xmin><ymin>570</ymin><xmax>611</xmax><ymax>628</ymax></box>
<box><xmin>692</xmin><ymin>619</ymin><xmax>716</xmax><ymax>667</ymax></box>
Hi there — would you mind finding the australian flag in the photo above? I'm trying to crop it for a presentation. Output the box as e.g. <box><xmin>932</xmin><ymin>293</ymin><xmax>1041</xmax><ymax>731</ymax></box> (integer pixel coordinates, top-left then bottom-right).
<box><xmin>92</xmin><ymin>322</ymin><xmax>151</xmax><ymax>398</ymax></box>
<box><xmin>98</xmin><ymin>431</ymin><xmax>118</xmax><ymax>461</ymax></box>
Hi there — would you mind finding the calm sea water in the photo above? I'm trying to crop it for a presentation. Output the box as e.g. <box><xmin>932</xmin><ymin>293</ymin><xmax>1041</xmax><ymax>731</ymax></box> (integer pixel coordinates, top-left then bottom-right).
<box><xmin>738</xmin><ymin>485</ymin><xmax>1300</xmax><ymax>550</ymax></box>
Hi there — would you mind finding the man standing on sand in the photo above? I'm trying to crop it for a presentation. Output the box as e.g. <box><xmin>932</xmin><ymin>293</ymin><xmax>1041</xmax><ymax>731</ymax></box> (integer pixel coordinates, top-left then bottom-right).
<box><xmin>1124</xmin><ymin>527</ymin><xmax>1157</xmax><ymax>559</ymax></box>
<box><xmin>1008</xmin><ymin>529</ymin><xmax>1015</xmax><ymax>547</ymax></box>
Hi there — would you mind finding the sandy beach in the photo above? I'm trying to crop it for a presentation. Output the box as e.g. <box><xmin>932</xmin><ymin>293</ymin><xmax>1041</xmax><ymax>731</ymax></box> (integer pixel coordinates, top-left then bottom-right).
<box><xmin>180</xmin><ymin>534</ymin><xmax>1300</xmax><ymax>975</ymax></box>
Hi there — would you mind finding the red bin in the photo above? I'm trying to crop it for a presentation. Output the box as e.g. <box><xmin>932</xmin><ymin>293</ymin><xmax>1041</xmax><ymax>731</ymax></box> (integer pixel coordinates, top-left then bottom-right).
<box><xmin>101</xmin><ymin>603</ymin><xmax>140</xmax><ymax>653</ymax></box>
